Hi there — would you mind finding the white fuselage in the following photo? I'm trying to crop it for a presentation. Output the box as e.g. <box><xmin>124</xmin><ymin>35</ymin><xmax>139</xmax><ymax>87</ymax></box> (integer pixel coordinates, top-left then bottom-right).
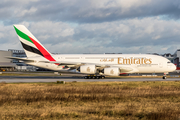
<box><xmin>13</xmin><ymin>25</ymin><xmax>176</xmax><ymax>76</ymax></box>
<box><xmin>25</xmin><ymin>54</ymin><xmax>176</xmax><ymax>74</ymax></box>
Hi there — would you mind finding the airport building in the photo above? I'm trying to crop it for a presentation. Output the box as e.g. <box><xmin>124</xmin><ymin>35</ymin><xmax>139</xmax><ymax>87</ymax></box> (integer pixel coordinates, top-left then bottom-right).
<box><xmin>8</xmin><ymin>49</ymin><xmax>26</xmax><ymax>66</ymax></box>
<box><xmin>173</xmin><ymin>49</ymin><xmax>180</xmax><ymax>67</ymax></box>
<box><xmin>8</xmin><ymin>49</ymin><xmax>36</xmax><ymax>71</ymax></box>
<box><xmin>162</xmin><ymin>53</ymin><xmax>174</xmax><ymax>62</ymax></box>
<box><xmin>0</xmin><ymin>50</ymin><xmax>16</xmax><ymax>71</ymax></box>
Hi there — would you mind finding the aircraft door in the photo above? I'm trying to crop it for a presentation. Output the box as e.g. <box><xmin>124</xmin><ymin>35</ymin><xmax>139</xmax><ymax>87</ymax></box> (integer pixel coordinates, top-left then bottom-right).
<box><xmin>80</xmin><ymin>56</ymin><xmax>84</xmax><ymax>61</ymax></box>
<box><xmin>159</xmin><ymin>63</ymin><xmax>163</xmax><ymax>68</ymax></box>
<box><xmin>61</xmin><ymin>56</ymin><xmax>64</xmax><ymax>61</ymax></box>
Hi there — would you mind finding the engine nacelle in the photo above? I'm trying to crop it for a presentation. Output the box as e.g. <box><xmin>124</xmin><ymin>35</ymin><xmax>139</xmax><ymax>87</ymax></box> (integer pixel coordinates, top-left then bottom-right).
<box><xmin>79</xmin><ymin>65</ymin><xmax>96</xmax><ymax>74</ymax></box>
<box><xmin>103</xmin><ymin>67</ymin><xmax>120</xmax><ymax>76</ymax></box>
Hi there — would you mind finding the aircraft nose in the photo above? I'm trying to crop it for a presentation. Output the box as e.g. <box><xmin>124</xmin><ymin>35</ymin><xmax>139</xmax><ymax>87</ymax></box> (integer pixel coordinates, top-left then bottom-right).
<box><xmin>172</xmin><ymin>64</ymin><xmax>176</xmax><ymax>71</ymax></box>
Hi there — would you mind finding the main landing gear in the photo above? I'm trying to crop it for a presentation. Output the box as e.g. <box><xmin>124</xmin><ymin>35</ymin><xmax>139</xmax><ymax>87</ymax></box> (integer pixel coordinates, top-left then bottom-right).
<box><xmin>84</xmin><ymin>75</ymin><xmax>105</xmax><ymax>79</ymax></box>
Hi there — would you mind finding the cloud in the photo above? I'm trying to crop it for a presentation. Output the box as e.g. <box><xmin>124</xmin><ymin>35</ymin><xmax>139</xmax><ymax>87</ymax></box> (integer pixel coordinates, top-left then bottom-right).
<box><xmin>73</xmin><ymin>17</ymin><xmax>180</xmax><ymax>49</ymax></box>
<box><xmin>1</xmin><ymin>0</ymin><xmax>180</xmax><ymax>24</ymax></box>
<box><xmin>0</xmin><ymin>0</ymin><xmax>180</xmax><ymax>55</ymax></box>
<box><xmin>1</xmin><ymin>17</ymin><xmax>177</xmax><ymax>54</ymax></box>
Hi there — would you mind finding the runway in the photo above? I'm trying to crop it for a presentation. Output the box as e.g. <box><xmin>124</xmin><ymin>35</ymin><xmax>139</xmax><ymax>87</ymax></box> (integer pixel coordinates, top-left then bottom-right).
<box><xmin>0</xmin><ymin>76</ymin><xmax>180</xmax><ymax>83</ymax></box>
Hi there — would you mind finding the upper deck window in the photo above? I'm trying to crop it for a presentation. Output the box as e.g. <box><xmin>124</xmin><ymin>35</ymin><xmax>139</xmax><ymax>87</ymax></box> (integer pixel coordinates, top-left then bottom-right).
<box><xmin>167</xmin><ymin>61</ymin><xmax>171</xmax><ymax>63</ymax></box>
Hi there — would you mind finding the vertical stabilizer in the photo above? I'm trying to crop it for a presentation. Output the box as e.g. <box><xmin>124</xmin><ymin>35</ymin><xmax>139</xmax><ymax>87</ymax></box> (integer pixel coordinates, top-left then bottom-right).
<box><xmin>13</xmin><ymin>25</ymin><xmax>55</xmax><ymax>61</ymax></box>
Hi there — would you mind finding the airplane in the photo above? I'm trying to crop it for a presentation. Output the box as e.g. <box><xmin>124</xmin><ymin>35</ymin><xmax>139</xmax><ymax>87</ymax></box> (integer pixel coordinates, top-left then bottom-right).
<box><xmin>8</xmin><ymin>25</ymin><xmax>176</xmax><ymax>79</ymax></box>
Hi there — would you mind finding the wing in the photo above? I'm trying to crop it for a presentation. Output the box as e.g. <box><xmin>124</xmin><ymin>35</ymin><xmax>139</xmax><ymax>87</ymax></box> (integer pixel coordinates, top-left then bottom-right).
<box><xmin>39</xmin><ymin>60</ymin><xmax>138</xmax><ymax>73</ymax></box>
<box><xmin>7</xmin><ymin>57</ymin><xmax>138</xmax><ymax>73</ymax></box>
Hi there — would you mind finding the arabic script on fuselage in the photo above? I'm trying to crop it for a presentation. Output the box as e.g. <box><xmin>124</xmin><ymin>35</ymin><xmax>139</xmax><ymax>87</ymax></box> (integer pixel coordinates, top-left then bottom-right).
<box><xmin>100</xmin><ymin>58</ymin><xmax>114</xmax><ymax>62</ymax></box>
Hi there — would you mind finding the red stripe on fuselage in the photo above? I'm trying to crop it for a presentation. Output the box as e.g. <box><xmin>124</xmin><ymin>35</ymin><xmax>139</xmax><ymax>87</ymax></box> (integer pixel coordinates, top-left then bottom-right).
<box><xmin>29</xmin><ymin>36</ymin><xmax>56</xmax><ymax>61</ymax></box>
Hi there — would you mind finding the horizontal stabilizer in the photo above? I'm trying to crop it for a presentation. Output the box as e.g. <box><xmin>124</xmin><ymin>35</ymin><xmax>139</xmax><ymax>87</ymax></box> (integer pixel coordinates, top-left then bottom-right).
<box><xmin>39</xmin><ymin>60</ymin><xmax>84</xmax><ymax>65</ymax></box>
<box><xmin>6</xmin><ymin>56</ymin><xmax>35</xmax><ymax>62</ymax></box>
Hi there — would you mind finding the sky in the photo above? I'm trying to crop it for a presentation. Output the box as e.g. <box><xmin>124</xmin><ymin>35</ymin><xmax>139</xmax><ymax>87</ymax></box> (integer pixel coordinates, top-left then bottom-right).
<box><xmin>1</xmin><ymin>0</ymin><xmax>180</xmax><ymax>54</ymax></box>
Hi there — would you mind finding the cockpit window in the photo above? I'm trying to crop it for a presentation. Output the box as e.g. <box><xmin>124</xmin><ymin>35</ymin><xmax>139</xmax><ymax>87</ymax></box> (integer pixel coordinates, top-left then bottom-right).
<box><xmin>167</xmin><ymin>61</ymin><xmax>171</xmax><ymax>63</ymax></box>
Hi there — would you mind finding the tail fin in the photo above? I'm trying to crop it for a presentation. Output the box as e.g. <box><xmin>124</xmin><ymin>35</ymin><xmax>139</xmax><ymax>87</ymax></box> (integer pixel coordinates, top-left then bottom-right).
<box><xmin>13</xmin><ymin>25</ymin><xmax>55</xmax><ymax>61</ymax></box>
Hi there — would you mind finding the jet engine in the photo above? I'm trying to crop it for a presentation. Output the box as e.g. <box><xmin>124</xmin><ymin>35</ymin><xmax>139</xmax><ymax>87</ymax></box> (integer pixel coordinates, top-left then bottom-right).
<box><xmin>103</xmin><ymin>67</ymin><xmax>120</xmax><ymax>76</ymax></box>
<box><xmin>78</xmin><ymin>65</ymin><xmax>96</xmax><ymax>74</ymax></box>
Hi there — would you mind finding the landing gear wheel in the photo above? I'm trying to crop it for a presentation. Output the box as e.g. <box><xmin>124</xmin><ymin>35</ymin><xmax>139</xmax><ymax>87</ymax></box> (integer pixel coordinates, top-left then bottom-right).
<box><xmin>162</xmin><ymin>76</ymin><xmax>166</xmax><ymax>79</ymax></box>
<box><xmin>84</xmin><ymin>75</ymin><xmax>105</xmax><ymax>79</ymax></box>
<box><xmin>101</xmin><ymin>76</ymin><xmax>105</xmax><ymax>79</ymax></box>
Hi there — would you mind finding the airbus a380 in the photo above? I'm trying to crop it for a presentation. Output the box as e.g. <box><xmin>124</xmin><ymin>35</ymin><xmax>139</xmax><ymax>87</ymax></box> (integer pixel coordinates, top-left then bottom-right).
<box><xmin>8</xmin><ymin>25</ymin><xmax>176</xmax><ymax>79</ymax></box>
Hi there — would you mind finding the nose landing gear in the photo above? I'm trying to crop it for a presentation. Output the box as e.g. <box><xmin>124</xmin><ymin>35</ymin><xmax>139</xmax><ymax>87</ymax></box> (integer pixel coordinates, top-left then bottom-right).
<box><xmin>162</xmin><ymin>76</ymin><xmax>167</xmax><ymax>79</ymax></box>
<box><xmin>162</xmin><ymin>73</ymin><xmax>167</xmax><ymax>79</ymax></box>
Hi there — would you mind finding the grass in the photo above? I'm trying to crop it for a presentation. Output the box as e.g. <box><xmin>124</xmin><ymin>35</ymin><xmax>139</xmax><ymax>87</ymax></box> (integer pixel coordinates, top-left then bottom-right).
<box><xmin>0</xmin><ymin>81</ymin><xmax>180</xmax><ymax>119</ymax></box>
<box><xmin>0</xmin><ymin>72</ymin><xmax>57</xmax><ymax>76</ymax></box>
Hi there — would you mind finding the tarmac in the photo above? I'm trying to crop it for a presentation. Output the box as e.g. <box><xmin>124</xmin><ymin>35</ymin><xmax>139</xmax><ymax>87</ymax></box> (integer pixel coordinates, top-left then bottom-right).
<box><xmin>0</xmin><ymin>75</ymin><xmax>180</xmax><ymax>83</ymax></box>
